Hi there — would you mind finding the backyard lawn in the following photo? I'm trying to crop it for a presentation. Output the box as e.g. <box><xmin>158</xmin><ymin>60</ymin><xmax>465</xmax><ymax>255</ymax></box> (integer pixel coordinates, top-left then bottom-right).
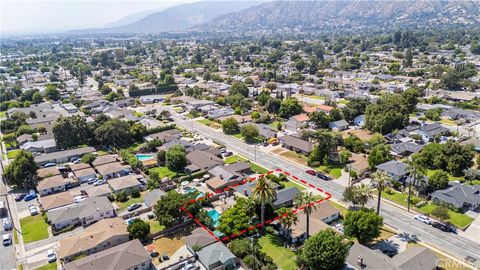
<box><xmin>148</xmin><ymin>219</ymin><xmax>166</xmax><ymax>234</ymax></box>
<box><xmin>20</xmin><ymin>215</ymin><xmax>49</xmax><ymax>243</ymax></box>
<box><xmin>116</xmin><ymin>192</ymin><xmax>146</xmax><ymax>211</ymax></box>
<box><xmin>149</xmin><ymin>166</ymin><xmax>181</xmax><ymax>180</ymax></box>
<box><xmin>258</xmin><ymin>234</ymin><xmax>297</xmax><ymax>270</ymax></box>
<box><xmin>381</xmin><ymin>190</ymin><xmax>473</xmax><ymax>228</ymax></box>
<box><xmin>35</xmin><ymin>262</ymin><xmax>57</xmax><ymax>270</ymax></box>
<box><xmin>7</xmin><ymin>149</ymin><xmax>22</xmax><ymax>159</ymax></box>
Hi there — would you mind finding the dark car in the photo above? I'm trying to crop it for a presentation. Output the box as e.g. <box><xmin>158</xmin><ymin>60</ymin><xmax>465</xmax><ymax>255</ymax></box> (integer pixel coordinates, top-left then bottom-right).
<box><xmin>305</xmin><ymin>170</ymin><xmax>316</xmax><ymax>176</ymax></box>
<box><xmin>15</xmin><ymin>194</ymin><xmax>26</xmax><ymax>202</ymax></box>
<box><xmin>316</xmin><ymin>172</ymin><xmax>329</xmax><ymax>180</ymax></box>
<box><xmin>223</xmin><ymin>152</ymin><xmax>233</xmax><ymax>157</ymax></box>
<box><xmin>432</xmin><ymin>221</ymin><xmax>456</xmax><ymax>233</ymax></box>
<box><xmin>24</xmin><ymin>192</ymin><xmax>37</xmax><ymax>202</ymax></box>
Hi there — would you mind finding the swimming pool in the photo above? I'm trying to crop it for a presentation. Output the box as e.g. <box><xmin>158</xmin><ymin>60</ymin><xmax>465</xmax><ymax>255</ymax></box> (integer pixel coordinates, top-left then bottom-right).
<box><xmin>208</xmin><ymin>209</ymin><xmax>221</xmax><ymax>228</ymax></box>
<box><xmin>135</xmin><ymin>154</ymin><xmax>155</xmax><ymax>161</ymax></box>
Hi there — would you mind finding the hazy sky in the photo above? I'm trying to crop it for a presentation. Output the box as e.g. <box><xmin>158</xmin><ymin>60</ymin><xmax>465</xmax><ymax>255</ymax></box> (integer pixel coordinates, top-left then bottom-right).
<box><xmin>0</xmin><ymin>0</ymin><xmax>195</xmax><ymax>34</ymax></box>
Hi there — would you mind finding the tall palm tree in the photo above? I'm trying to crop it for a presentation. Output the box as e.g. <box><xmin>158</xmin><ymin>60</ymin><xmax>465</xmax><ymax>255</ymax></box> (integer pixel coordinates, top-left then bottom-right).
<box><xmin>406</xmin><ymin>157</ymin><xmax>426</xmax><ymax>212</ymax></box>
<box><xmin>277</xmin><ymin>207</ymin><xmax>298</xmax><ymax>246</ymax></box>
<box><xmin>294</xmin><ymin>192</ymin><xmax>317</xmax><ymax>239</ymax></box>
<box><xmin>370</xmin><ymin>170</ymin><xmax>392</xmax><ymax>215</ymax></box>
<box><xmin>252</xmin><ymin>176</ymin><xmax>277</xmax><ymax>230</ymax></box>
<box><xmin>352</xmin><ymin>183</ymin><xmax>374</xmax><ymax>208</ymax></box>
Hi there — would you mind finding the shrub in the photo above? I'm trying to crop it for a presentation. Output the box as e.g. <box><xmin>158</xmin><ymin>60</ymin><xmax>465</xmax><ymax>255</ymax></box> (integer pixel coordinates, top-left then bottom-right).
<box><xmin>131</xmin><ymin>189</ymin><xmax>141</xmax><ymax>198</ymax></box>
<box><xmin>384</xmin><ymin>187</ymin><xmax>394</xmax><ymax>195</ymax></box>
<box><xmin>116</xmin><ymin>190</ymin><xmax>128</xmax><ymax>202</ymax></box>
<box><xmin>415</xmin><ymin>201</ymin><xmax>427</xmax><ymax>208</ymax></box>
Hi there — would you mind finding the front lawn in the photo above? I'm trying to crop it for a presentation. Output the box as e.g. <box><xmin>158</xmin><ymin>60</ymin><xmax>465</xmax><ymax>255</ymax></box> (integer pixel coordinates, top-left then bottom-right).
<box><xmin>20</xmin><ymin>215</ymin><xmax>49</xmax><ymax>243</ymax></box>
<box><xmin>283</xmin><ymin>180</ymin><xmax>306</xmax><ymax>191</ymax></box>
<box><xmin>35</xmin><ymin>262</ymin><xmax>57</xmax><ymax>270</ymax></box>
<box><xmin>149</xmin><ymin>166</ymin><xmax>182</xmax><ymax>180</ymax></box>
<box><xmin>7</xmin><ymin>149</ymin><xmax>22</xmax><ymax>159</ymax></box>
<box><xmin>258</xmin><ymin>234</ymin><xmax>297</xmax><ymax>270</ymax></box>
<box><xmin>197</xmin><ymin>119</ymin><xmax>221</xmax><ymax>129</ymax></box>
<box><xmin>224</xmin><ymin>154</ymin><xmax>246</xmax><ymax>164</ymax></box>
<box><xmin>279</xmin><ymin>151</ymin><xmax>308</xmax><ymax>166</ymax></box>
<box><xmin>418</xmin><ymin>204</ymin><xmax>474</xmax><ymax>229</ymax></box>
<box><xmin>317</xmin><ymin>162</ymin><xmax>343</xmax><ymax>179</ymax></box>
<box><xmin>381</xmin><ymin>190</ymin><xmax>473</xmax><ymax>228</ymax></box>
<box><xmin>306</xmin><ymin>95</ymin><xmax>325</xmax><ymax>100</ymax></box>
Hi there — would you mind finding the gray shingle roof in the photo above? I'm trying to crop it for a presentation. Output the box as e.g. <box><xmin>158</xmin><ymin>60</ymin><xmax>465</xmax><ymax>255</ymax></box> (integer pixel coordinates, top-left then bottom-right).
<box><xmin>47</xmin><ymin>196</ymin><xmax>114</xmax><ymax>225</ymax></box>
<box><xmin>431</xmin><ymin>183</ymin><xmax>480</xmax><ymax>208</ymax></box>
<box><xmin>376</xmin><ymin>160</ymin><xmax>408</xmax><ymax>177</ymax></box>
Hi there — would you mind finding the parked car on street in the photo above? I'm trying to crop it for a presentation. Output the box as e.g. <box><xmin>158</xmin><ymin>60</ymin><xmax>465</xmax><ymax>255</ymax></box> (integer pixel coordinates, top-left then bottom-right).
<box><xmin>43</xmin><ymin>163</ymin><xmax>56</xmax><ymax>168</ymax></box>
<box><xmin>2</xmin><ymin>233</ymin><xmax>12</xmax><ymax>246</ymax></box>
<box><xmin>305</xmin><ymin>169</ymin><xmax>316</xmax><ymax>176</ymax></box>
<box><xmin>432</xmin><ymin>221</ymin><xmax>456</xmax><ymax>233</ymax></box>
<box><xmin>15</xmin><ymin>194</ymin><xmax>26</xmax><ymax>202</ymax></box>
<box><xmin>2</xmin><ymin>218</ymin><xmax>12</xmax><ymax>231</ymax></box>
<box><xmin>414</xmin><ymin>215</ymin><xmax>432</xmax><ymax>225</ymax></box>
<box><xmin>87</xmin><ymin>177</ymin><xmax>98</xmax><ymax>184</ymax></box>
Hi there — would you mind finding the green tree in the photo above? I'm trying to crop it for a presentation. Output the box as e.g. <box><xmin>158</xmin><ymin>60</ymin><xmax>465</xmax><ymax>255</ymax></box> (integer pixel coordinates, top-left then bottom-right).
<box><xmin>3</xmin><ymin>150</ymin><xmax>38</xmax><ymax>188</ymax></box>
<box><xmin>344</xmin><ymin>134</ymin><xmax>364</xmax><ymax>153</ymax></box>
<box><xmin>265</xmin><ymin>98</ymin><xmax>281</xmax><ymax>115</ymax></box>
<box><xmin>218</xmin><ymin>198</ymin><xmax>255</xmax><ymax>235</ymax></box>
<box><xmin>45</xmin><ymin>84</ymin><xmax>60</xmax><ymax>101</ymax></box>
<box><xmin>344</xmin><ymin>183</ymin><xmax>373</xmax><ymax>207</ymax></box>
<box><xmin>127</xmin><ymin>219</ymin><xmax>151</xmax><ymax>242</ymax></box>
<box><xmin>156</xmin><ymin>150</ymin><xmax>166</xmax><ymax>166</ymax></box>
<box><xmin>365</xmin><ymin>94</ymin><xmax>409</xmax><ymax>134</ymax></box>
<box><xmin>252</xmin><ymin>177</ymin><xmax>277</xmax><ymax>230</ymax></box>
<box><xmin>309</xmin><ymin>111</ymin><xmax>330</xmax><ymax>129</ymax></box>
<box><xmin>81</xmin><ymin>153</ymin><xmax>96</xmax><ymax>164</ymax></box>
<box><xmin>368</xmin><ymin>144</ymin><xmax>392</xmax><ymax>169</ymax></box>
<box><xmin>428</xmin><ymin>170</ymin><xmax>449</xmax><ymax>191</ymax></box>
<box><xmin>221</xmin><ymin>117</ymin><xmax>239</xmax><ymax>135</ymax></box>
<box><xmin>229</xmin><ymin>238</ymin><xmax>252</xmax><ymax>259</ymax></box>
<box><xmin>441</xmin><ymin>71</ymin><xmax>462</xmax><ymax>90</ymax></box>
<box><xmin>278</xmin><ymin>97</ymin><xmax>302</xmax><ymax>118</ymax></box>
<box><xmin>32</xmin><ymin>92</ymin><xmax>43</xmax><ymax>104</ymax></box>
<box><xmin>240</xmin><ymin>124</ymin><xmax>259</xmax><ymax>143</ymax></box>
<box><xmin>53</xmin><ymin>115</ymin><xmax>90</xmax><ymax>149</ymax></box>
<box><xmin>154</xmin><ymin>192</ymin><xmax>200</xmax><ymax>227</ymax></box>
<box><xmin>370</xmin><ymin>170</ymin><xmax>392</xmax><ymax>214</ymax></box>
<box><xmin>94</xmin><ymin>118</ymin><xmax>132</xmax><ymax>147</ymax></box>
<box><xmin>166</xmin><ymin>145</ymin><xmax>186</xmax><ymax>172</ymax></box>
<box><xmin>299</xmin><ymin>229</ymin><xmax>351</xmax><ymax>270</ymax></box>
<box><xmin>229</xmin><ymin>82</ymin><xmax>249</xmax><ymax>97</ymax></box>
<box><xmin>424</xmin><ymin>108</ymin><xmax>442</xmax><ymax>121</ymax></box>
<box><xmin>343</xmin><ymin>209</ymin><xmax>383</xmax><ymax>244</ymax></box>
<box><xmin>250</xmin><ymin>111</ymin><xmax>261</xmax><ymax>121</ymax></box>
<box><xmin>339</xmin><ymin>150</ymin><xmax>352</xmax><ymax>164</ymax></box>
<box><xmin>406</xmin><ymin>157</ymin><xmax>426</xmax><ymax>211</ymax></box>
<box><xmin>431</xmin><ymin>207</ymin><xmax>450</xmax><ymax>221</ymax></box>
<box><xmin>277</xmin><ymin>207</ymin><xmax>298</xmax><ymax>244</ymax></box>
<box><xmin>294</xmin><ymin>192</ymin><xmax>317</xmax><ymax>239</ymax></box>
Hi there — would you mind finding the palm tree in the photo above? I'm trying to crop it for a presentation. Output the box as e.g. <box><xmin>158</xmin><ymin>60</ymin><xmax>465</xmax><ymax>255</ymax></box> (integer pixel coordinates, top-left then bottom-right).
<box><xmin>352</xmin><ymin>183</ymin><xmax>374</xmax><ymax>207</ymax></box>
<box><xmin>294</xmin><ymin>192</ymin><xmax>317</xmax><ymax>239</ymax></box>
<box><xmin>370</xmin><ymin>170</ymin><xmax>392</xmax><ymax>215</ymax></box>
<box><xmin>406</xmin><ymin>157</ymin><xmax>427</xmax><ymax>212</ymax></box>
<box><xmin>277</xmin><ymin>207</ymin><xmax>298</xmax><ymax>246</ymax></box>
<box><xmin>252</xmin><ymin>176</ymin><xmax>277</xmax><ymax>230</ymax></box>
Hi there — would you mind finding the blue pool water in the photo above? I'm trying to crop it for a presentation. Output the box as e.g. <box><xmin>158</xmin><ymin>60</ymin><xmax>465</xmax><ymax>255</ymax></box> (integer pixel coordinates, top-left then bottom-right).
<box><xmin>135</xmin><ymin>154</ymin><xmax>155</xmax><ymax>161</ymax></box>
<box><xmin>196</xmin><ymin>192</ymin><xmax>205</xmax><ymax>199</ymax></box>
<box><xmin>208</xmin><ymin>209</ymin><xmax>221</xmax><ymax>227</ymax></box>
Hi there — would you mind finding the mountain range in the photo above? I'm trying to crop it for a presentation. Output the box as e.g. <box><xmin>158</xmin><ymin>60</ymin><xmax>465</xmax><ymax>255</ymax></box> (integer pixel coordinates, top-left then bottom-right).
<box><xmin>70</xmin><ymin>0</ymin><xmax>480</xmax><ymax>35</ymax></box>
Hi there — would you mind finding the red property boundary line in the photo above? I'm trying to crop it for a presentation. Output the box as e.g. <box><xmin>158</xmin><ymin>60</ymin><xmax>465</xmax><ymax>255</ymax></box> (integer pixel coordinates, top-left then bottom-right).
<box><xmin>180</xmin><ymin>168</ymin><xmax>332</xmax><ymax>242</ymax></box>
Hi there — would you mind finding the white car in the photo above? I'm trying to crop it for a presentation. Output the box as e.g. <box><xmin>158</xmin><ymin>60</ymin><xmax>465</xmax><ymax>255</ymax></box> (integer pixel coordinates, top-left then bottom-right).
<box><xmin>93</xmin><ymin>179</ymin><xmax>106</xmax><ymax>186</ymax></box>
<box><xmin>414</xmin><ymin>215</ymin><xmax>432</xmax><ymax>225</ymax></box>
<box><xmin>47</xmin><ymin>249</ymin><xmax>56</xmax><ymax>263</ymax></box>
<box><xmin>2</xmin><ymin>218</ymin><xmax>12</xmax><ymax>231</ymax></box>
<box><xmin>28</xmin><ymin>205</ymin><xmax>38</xmax><ymax>216</ymax></box>
<box><xmin>74</xmin><ymin>195</ymin><xmax>87</xmax><ymax>203</ymax></box>
<box><xmin>2</xmin><ymin>233</ymin><xmax>12</xmax><ymax>246</ymax></box>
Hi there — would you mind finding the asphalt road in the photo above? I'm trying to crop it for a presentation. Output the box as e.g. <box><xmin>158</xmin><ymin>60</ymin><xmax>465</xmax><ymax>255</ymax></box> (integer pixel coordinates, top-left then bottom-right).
<box><xmin>0</xmin><ymin>156</ymin><xmax>17</xmax><ymax>270</ymax></box>
<box><xmin>172</xmin><ymin>113</ymin><xmax>480</xmax><ymax>268</ymax></box>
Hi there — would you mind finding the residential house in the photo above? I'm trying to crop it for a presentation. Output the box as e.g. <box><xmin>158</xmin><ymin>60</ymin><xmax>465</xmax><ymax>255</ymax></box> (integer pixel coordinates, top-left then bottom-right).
<box><xmin>20</xmin><ymin>138</ymin><xmax>57</xmax><ymax>153</ymax></box>
<box><xmin>346</xmin><ymin>243</ymin><xmax>438</xmax><ymax>270</ymax></box>
<box><xmin>69</xmin><ymin>163</ymin><xmax>91</xmax><ymax>171</ymax></box>
<box><xmin>255</xmin><ymin>123</ymin><xmax>277</xmax><ymax>139</ymax></box>
<box><xmin>34</xmin><ymin>147</ymin><xmax>96</xmax><ymax>165</ymax></box>
<box><xmin>272</xmin><ymin>187</ymin><xmax>301</xmax><ymax>209</ymax></box>
<box><xmin>414</xmin><ymin>123</ymin><xmax>450</xmax><ymax>142</ymax></box>
<box><xmin>63</xmin><ymin>239</ymin><xmax>151</xmax><ymax>270</ymax></box>
<box><xmin>460</xmin><ymin>137</ymin><xmax>480</xmax><ymax>152</ymax></box>
<box><xmin>47</xmin><ymin>196</ymin><xmax>115</xmax><ymax>230</ymax></box>
<box><xmin>286</xmin><ymin>114</ymin><xmax>309</xmax><ymax>130</ymax></box>
<box><xmin>196</xmin><ymin>242</ymin><xmax>237</xmax><ymax>270</ymax></box>
<box><xmin>37</xmin><ymin>175</ymin><xmax>74</xmax><ymax>196</ymax></box>
<box><xmin>206</xmin><ymin>162</ymin><xmax>251</xmax><ymax>192</ymax></box>
<box><xmin>107</xmin><ymin>174</ymin><xmax>142</xmax><ymax>195</ymax></box>
<box><xmin>143</xmin><ymin>189</ymin><xmax>166</xmax><ymax>209</ymax></box>
<box><xmin>92</xmin><ymin>155</ymin><xmax>118</xmax><ymax>167</ymax></box>
<box><xmin>376</xmin><ymin>160</ymin><xmax>408</xmax><ymax>182</ymax></box>
<box><xmin>354</xmin><ymin>114</ymin><xmax>365</xmax><ymax>127</ymax></box>
<box><xmin>185</xmin><ymin>150</ymin><xmax>224</xmax><ymax>173</ymax></box>
<box><xmin>348</xmin><ymin>153</ymin><xmax>370</xmax><ymax>177</ymax></box>
<box><xmin>279</xmin><ymin>135</ymin><xmax>314</xmax><ymax>155</ymax></box>
<box><xmin>442</xmin><ymin>108</ymin><xmax>480</xmax><ymax>121</ymax></box>
<box><xmin>184</xmin><ymin>227</ymin><xmax>217</xmax><ymax>254</ymax></box>
<box><xmin>58</xmin><ymin>217</ymin><xmax>130</xmax><ymax>262</ymax></box>
<box><xmin>329</xmin><ymin>120</ymin><xmax>349</xmax><ymax>131</ymax></box>
<box><xmin>431</xmin><ymin>183</ymin><xmax>480</xmax><ymax>211</ymax></box>
<box><xmin>39</xmin><ymin>192</ymin><xmax>75</xmax><ymax>211</ymax></box>
<box><xmin>284</xmin><ymin>201</ymin><xmax>340</xmax><ymax>243</ymax></box>
<box><xmin>95</xmin><ymin>162</ymin><xmax>131</xmax><ymax>180</ymax></box>
<box><xmin>390</xmin><ymin>142</ymin><xmax>424</xmax><ymax>157</ymax></box>
<box><xmin>207</xmin><ymin>108</ymin><xmax>235</xmax><ymax>119</ymax></box>
<box><xmin>144</xmin><ymin>129</ymin><xmax>181</xmax><ymax>143</ymax></box>
<box><xmin>73</xmin><ymin>168</ymin><xmax>97</xmax><ymax>183</ymax></box>
<box><xmin>85</xmin><ymin>185</ymin><xmax>112</xmax><ymax>198</ymax></box>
